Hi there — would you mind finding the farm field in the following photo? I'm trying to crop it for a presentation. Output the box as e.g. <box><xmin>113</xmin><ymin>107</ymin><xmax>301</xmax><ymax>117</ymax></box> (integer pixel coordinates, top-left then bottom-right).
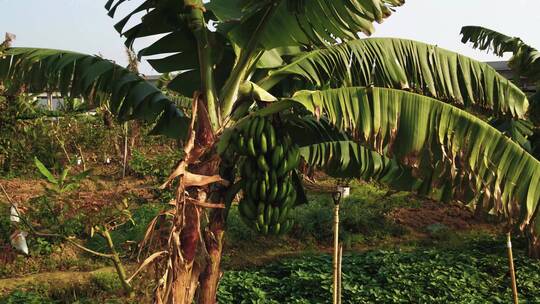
<box><xmin>0</xmin><ymin>166</ymin><xmax>535</xmax><ymax>303</ymax></box>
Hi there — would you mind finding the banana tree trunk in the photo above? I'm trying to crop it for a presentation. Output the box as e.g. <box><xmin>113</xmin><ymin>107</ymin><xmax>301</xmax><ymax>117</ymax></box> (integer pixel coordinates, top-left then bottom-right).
<box><xmin>167</xmin><ymin>201</ymin><xmax>201</xmax><ymax>304</ymax></box>
<box><xmin>198</xmin><ymin>210</ymin><xmax>225</xmax><ymax>304</ymax></box>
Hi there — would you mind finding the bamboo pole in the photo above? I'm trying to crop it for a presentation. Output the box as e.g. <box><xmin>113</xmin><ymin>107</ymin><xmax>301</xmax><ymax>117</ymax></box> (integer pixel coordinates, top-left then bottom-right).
<box><xmin>332</xmin><ymin>191</ymin><xmax>342</xmax><ymax>304</ymax></box>
<box><xmin>338</xmin><ymin>243</ymin><xmax>343</xmax><ymax>304</ymax></box>
<box><xmin>506</xmin><ymin>232</ymin><xmax>519</xmax><ymax>304</ymax></box>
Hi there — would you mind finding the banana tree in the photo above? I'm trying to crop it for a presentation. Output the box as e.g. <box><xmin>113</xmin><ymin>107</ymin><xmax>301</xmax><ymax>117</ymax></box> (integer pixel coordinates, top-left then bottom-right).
<box><xmin>2</xmin><ymin>1</ymin><xmax>540</xmax><ymax>302</ymax></box>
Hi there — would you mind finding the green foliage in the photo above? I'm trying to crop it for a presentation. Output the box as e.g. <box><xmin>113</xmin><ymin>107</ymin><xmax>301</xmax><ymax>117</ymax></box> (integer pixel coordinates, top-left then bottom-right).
<box><xmin>0</xmin><ymin>205</ymin><xmax>11</xmax><ymax>243</ymax></box>
<box><xmin>29</xmin><ymin>237</ymin><xmax>55</xmax><ymax>256</ymax></box>
<box><xmin>129</xmin><ymin>149</ymin><xmax>183</xmax><ymax>182</ymax></box>
<box><xmin>218</xmin><ymin>241</ymin><xmax>540</xmax><ymax>303</ymax></box>
<box><xmin>289</xmin><ymin>87</ymin><xmax>540</xmax><ymax>235</ymax></box>
<box><xmin>226</xmin><ymin>182</ymin><xmax>415</xmax><ymax>246</ymax></box>
<box><xmin>226</xmin><ymin>205</ymin><xmax>262</xmax><ymax>244</ymax></box>
<box><xmin>34</xmin><ymin>157</ymin><xmax>90</xmax><ymax>194</ymax></box>
<box><xmin>26</xmin><ymin>160</ymin><xmax>91</xmax><ymax>236</ymax></box>
<box><xmin>92</xmin><ymin>271</ymin><xmax>123</xmax><ymax>293</ymax></box>
<box><xmin>87</xmin><ymin>204</ymin><xmax>162</xmax><ymax>254</ymax></box>
<box><xmin>292</xmin><ymin>184</ymin><xmax>414</xmax><ymax>244</ymax></box>
<box><xmin>0</xmin><ymin>290</ymin><xmax>56</xmax><ymax>304</ymax></box>
<box><xmin>0</xmin><ymin>113</ymin><xmax>116</xmax><ymax>176</ymax></box>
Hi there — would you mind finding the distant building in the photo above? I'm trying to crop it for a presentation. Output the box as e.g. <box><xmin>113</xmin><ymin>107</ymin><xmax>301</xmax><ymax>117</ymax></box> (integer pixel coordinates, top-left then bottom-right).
<box><xmin>487</xmin><ymin>61</ymin><xmax>536</xmax><ymax>93</ymax></box>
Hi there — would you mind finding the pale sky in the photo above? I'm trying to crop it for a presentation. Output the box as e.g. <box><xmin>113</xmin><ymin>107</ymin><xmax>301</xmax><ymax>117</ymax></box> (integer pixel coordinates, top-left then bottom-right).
<box><xmin>1</xmin><ymin>0</ymin><xmax>539</xmax><ymax>75</ymax></box>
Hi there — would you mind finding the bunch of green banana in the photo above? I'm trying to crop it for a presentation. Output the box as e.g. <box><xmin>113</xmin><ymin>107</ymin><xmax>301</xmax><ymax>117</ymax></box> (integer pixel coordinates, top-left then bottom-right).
<box><xmin>220</xmin><ymin>115</ymin><xmax>300</xmax><ymax>235</ymax></box>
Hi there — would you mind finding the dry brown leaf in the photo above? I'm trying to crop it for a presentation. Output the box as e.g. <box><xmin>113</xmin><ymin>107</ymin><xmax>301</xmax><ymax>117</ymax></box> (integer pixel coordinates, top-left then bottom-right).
<box><xmin>127</xmin><ymin>250</ymin><xmax>168</xmax><ymax>283</ymax></box>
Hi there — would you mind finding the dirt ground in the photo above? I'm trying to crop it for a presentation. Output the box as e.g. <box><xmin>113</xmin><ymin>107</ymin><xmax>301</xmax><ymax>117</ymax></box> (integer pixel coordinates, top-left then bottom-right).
<box><xmin>0</xmin><ymin>175</ymin><xmax>156</xmax><ymax>207</ymax></box>
<box><xmin>389</xmin><ymin>201</ymin><xmax>499</xmax><ymax>234</ymax></box>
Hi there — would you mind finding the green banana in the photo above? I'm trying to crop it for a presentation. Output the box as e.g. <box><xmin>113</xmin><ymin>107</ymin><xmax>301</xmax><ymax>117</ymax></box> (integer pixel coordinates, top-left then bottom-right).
<box><xmin>268</xmin><ymin>181</ymin><xmax>278</xmax><ymax>202</ymax></box>
<box><xmin>285</xmin><ymin>147</ymin><xmax>300</xmax><ymax>171</ymax></box>
<box><xmin>265</xmin><ymin>123</ymin><xmax>276</xmax><ymax>150</ymax></box>
<box><xmin>263</xmin><ymin>172</ymin><xmax>270</xmax><ymax>188</ymax></box>
<box><xmin>276</xmin><ymin>181</ymin><xmax>288</xmax><ymax>203</ymax></box>
<box><xmin>285</xmin><ymin>188</ymin><xmax>297</xmax><ymax>208</ymax></box>
<box><xmin>255</xmin><ymin>116</ymin><xmax>266</xmax><ymax>139</ymax></box>
<box><xmin>237</xmin><ymin>135</ymin><xmax>245</xmax><ymax>153</ymax></box>
<box><xmin>269</xmin><ymin>223</ymin><xmax>280</xmax><ymax>235</ymax></box>
<box><xmin>272</xmin><ymin>145</ymin><xmax>284</xmax><ymax>167</ymax></box>
<box><xmin>271</xmin><ymin>206</ymin><xmax>280</xmax><ymax>225</ymax></box>
<box><xmin>259</xmin><ymin>179</ymin><xmax>267</xmax><ymax>201</ymax></box>
<box><xmin>249</xmin><ymin>116</ymin><xmax>260</xmax><ymax>137</ymax></box>
<box><xmin>257</xmin><ymin>213</ymin><xmax>265</xmax><ymax>227</ymax></box>
<box><xmin>257</xmin><ymin>201</ymin><xmax>266</xmax><ymax>216</ymax></box>
<box><xmin>264</xmin><ymin>205</ymin><xmax>273</xmax><ymax>224</ymax></box>
<box><xmin>257</xmin><ymin>154</ymin><xmax>270</xmax><ymax>172</ymax></box>
<box><xmin>262</xmin><ymin>224</ymin><xmax>269</xmax><ymax>235</ymax></box>
<box><xmin>278</xmin><ymin>205</ymin><xmax>290</xmax><ymax>223</ymax></box>
<box><xmin>259</xmin><ymin>133</ymin><xmax>268</xmax><ymax>153</ymax></box>
<box><xmin>247</xmin><ymin>137</ymin><xmax>257</xmax><ymax>157</ymax></box>
<box><xmin>276</xmin><ymin>158</ymin><xmax>288</xmax><ymax>176</ymax></box>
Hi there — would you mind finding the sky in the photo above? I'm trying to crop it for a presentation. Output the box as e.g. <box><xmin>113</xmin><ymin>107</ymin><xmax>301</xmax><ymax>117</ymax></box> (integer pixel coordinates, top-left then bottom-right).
<box><xmin>1</xmin><ymin>0</ymin><xmax>539</xmax><ymax>75</ymax></box>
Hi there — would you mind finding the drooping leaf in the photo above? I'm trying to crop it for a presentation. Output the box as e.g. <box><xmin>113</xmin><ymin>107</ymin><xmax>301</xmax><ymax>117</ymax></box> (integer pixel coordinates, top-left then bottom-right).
<box><xmin>460</xmin><ymin>26</ymin><xmax>523</xmax><ymax>57</ymax></box>
<box><xmin>0</xmin><ymin>48</ymin><xmax>190</xmax><ymax>139</ymax></box>
<box><xmin>105</xmin><ymin>0</ymin><xmax>201</xmax><ymax>93</ymax></box>
<box><xmin>491</xmin><ymin>118</ymin><xmax>534</xmax><ymax>152</ymax></box>
<box><xmin>207</xmin><ymin>0</ymin><xmax>404</xmax><ymax>49</ymax></box>
<box><xmin>260</xmin><ymin>38</ymin><xmax>529</xmax><ymax>118</ymax></box>
<box><xmin>286</xmin><ymin>86</ymin><xmax>540</xmax><ymax>235</ymax></box>
<box><xmin>461</xmin><ymin>26</ymin><xmax>540</xmax><ymax>83</ymax></box>
<box><xmin>34</xmin><ymin>157</ymin><xmax>57</xmax><ymax>185</ymax></box>
<box><xmin>285</xmin><ymin>115</ymin><xmax>434</xmax><ymax>195</ymax></box>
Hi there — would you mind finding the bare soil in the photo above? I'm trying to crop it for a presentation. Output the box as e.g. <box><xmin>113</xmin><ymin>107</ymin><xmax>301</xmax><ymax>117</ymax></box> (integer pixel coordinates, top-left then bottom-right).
<box><xmin>389</xmin><ymin>201</ymin><xmax>498</xmax><ymax>234</ymax></box>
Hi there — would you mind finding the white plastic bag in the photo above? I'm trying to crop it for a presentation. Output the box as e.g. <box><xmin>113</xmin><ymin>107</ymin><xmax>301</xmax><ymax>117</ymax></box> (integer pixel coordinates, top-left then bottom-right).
<box><xmin>10</xmin><ymin>231</ymin><xmax>29</xmax><ymax>255</ymax></box>
<box><xmin>10</xmin><ymin>205</ymin><xmax>20</xmax><ymax>223</ymax></box>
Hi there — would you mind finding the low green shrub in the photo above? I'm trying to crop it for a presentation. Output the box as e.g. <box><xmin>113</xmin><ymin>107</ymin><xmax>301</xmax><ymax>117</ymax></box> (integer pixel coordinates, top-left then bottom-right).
<box><xmin>291</xmin><ymin>183</ymin><xmax>416</xmax><ymax>245</ymax></box>
<box><xmin>87</xmin><ymin>203</ymin><xmax>162</xmax><ymax>254</ymax></box>
<box><xmin>0</xmin><ymin>205</ymin><xmax>11</xmax><ymax>243</ymax></box>
<box><xmin>0</xmin><ymin>290</ymin><xmax>56</xmax><ymax>304</ymax></box>
<box><xmin>129</xmin><ymin>149</ymin><xmax>183</xmax><ymax>182</ymax></box>
<box><xmin>219</xmin><ymin>239</ymin><xmax>540</xmax><ymax>303</ymax></box>
<box><xmin>92</xmin><ymin>271</ymin><xmax>123</xmax><ymax>293</ymax></box>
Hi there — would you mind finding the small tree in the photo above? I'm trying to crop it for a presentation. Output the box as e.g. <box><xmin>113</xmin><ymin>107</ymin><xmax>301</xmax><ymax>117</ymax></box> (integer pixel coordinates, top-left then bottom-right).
<box><xmin>2</xmin><ymin>2</ymin><xmax>540</xmax><ymax>303</ymax></box>
<box><xmin>4</xmin><ymin>158</ymin><xmax>135</xmax><ymax>296</ymax></box>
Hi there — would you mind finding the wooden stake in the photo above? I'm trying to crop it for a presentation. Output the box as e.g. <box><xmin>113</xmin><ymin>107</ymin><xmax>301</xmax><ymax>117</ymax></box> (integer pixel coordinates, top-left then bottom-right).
<box><xmin>332</xmin><ymin>191</ymin><xmax>342</xmax><ymax>304</ymax></box>
<box><xmin>338</xmin><ymin>243</ymin><xmax>343</xmax><ymax>304</ymax></box>
<box><xmin>506</xmin><ymin>232</ymin><xmax>519</xmax><ymax>304</ymax></box>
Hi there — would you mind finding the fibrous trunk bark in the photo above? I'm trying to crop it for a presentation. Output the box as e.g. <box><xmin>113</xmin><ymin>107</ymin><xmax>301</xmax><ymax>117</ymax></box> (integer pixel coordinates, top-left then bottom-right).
<box><xmin>157</xmin><ymin>96</ymin><xmax>226</xmax><ymax>304</ymax></box>
<box><xmin>198</xmin><ymin>209</ymin><xmax>225</xmax><ymax>303</ymax></box>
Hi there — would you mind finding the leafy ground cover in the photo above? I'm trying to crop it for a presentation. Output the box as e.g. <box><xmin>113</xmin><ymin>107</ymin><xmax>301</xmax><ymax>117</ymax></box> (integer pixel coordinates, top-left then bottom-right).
<box><xmin>219</xmin><ymin>237</ymin><xmax>538</xmax><ymax>303</ymax></box>
<box><xmin>3</xmin><ymin>235</ymin><xmax>533</xmax><ymax>304</ymax></box>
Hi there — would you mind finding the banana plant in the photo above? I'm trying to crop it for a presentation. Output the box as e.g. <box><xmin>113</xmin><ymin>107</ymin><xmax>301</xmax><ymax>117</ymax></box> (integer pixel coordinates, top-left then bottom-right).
<box><xmin>34</xmin><ymin>157</ymin><xmax>90</xmax><ymax>194</ymax></box>
<box><xmin>2</xmin><ymin>1</ymin><xmax>540</xmax><ymax>302</ymax></box>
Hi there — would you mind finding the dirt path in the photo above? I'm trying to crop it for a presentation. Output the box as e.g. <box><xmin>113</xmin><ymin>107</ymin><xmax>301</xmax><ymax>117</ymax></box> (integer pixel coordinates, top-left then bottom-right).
<box><xmin>0</xmin><ymin>267</ymin><xmax>114</xmax><ymax>295</ymax></box>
